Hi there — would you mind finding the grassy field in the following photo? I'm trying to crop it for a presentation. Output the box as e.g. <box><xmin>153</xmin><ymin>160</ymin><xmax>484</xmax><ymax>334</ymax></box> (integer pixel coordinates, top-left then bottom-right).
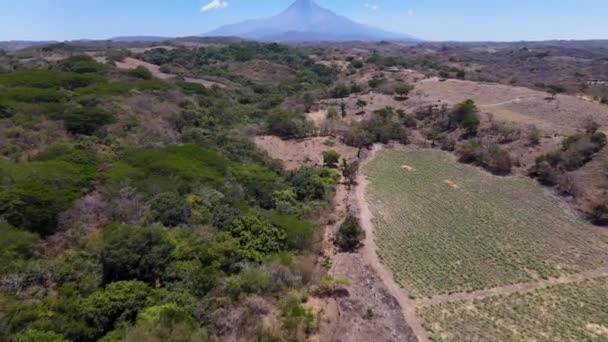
<box><xmin>364</xmin><ymin>149</ymin><xmax>608</xmax><ymax>297</ymax></box>
<box><xmin>419</xmin><ymin>277</ymin><xmax>608</xmax><ymax>341</ymax></box>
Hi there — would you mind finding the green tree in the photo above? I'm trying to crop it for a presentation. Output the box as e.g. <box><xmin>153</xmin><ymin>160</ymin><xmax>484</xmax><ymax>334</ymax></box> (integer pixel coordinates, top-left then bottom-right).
<box><xmin>14</xmin><ymin>329</ymin><xmax>69</xmax><ymax>342</ymax></box>
<box><xmin>323</xmin><ymin>150</ymin><xmax>341</xmax><ymax>168</ymax></box>
<box><xmin>150</xmin><ymin>192</ymin><xmax>189</xmax><ymax>227</ymax></box>
<box><xmin>228</xmin><ymin>214</ymin><xmax>286</xmax><ymax>261</ymax></box>
<box><xmin>127</xmin><ymin>66</ymin><xmax>153</xmax><ymax>80</ymax></box>
<box><xmin>123</xmin><ymin>304</ymin><xmax>208</xmax><ymax>342</ymax></box>
<box><xmin>62</xmin><ymin>107</ymin><xmax>114</xmax><ymax>135</ymax></box>
<box><xmin>101</xmin><ymin>225</ymin><xmax>174</xmax><ymax>284</ymax></box>
<box><xmin>84</xmin><ymin>281</ymin><xmax>151</xmax><ymax>338</ymax></box>
<box><xmin>335</xmin><ymin>215</ymin><xmax>364</xmax><ymax>252</ymax></box>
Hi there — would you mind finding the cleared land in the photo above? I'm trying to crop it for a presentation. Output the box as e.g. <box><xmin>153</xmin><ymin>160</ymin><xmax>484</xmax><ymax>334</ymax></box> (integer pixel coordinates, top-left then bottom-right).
<box><xmin>419</xmin><ymin>277</ymin><xmax>608</xmax><ymax>341</ymax></box>
<box><xmin>363</xmin><ymin>149</ymin><xmax>608</xmax><ymax>297</ymax></box>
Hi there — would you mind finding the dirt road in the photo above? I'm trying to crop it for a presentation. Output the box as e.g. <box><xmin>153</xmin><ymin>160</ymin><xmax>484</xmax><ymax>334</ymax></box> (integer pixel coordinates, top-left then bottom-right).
<box><xmin>355</xmin><ymin>145</ymin><xmax>430</xmax><ymax>342</ymax></box>
<box><xmin>415</xmin><ymin>266</ymin><xmax>608</xmax><ymax>308</ymax></box>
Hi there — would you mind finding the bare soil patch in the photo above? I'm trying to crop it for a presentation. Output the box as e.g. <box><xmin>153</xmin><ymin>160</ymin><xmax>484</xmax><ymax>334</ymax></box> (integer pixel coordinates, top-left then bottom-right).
<box><xmin>253</xmin><ymin>136</ymin><xmax>357</xmax><ymax>170</ymax></box>
<box><xmin>115</xmin><ymin>57</ymin><xmax>224</xmax><ymax>88</ymax></box>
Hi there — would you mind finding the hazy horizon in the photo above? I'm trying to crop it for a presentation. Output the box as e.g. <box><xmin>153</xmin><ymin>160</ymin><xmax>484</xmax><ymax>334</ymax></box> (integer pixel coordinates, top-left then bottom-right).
<box><xmin>1</xmin><ymin>0</ymin><xmax>607</xmax><ymax>42</ymax></box>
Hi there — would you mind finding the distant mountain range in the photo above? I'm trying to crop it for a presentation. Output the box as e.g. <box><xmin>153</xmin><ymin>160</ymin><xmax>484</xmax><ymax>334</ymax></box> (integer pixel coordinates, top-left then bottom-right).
<box><xmin>204</xmin><ymin>0</ymin><xmax>418</xmax><ymax>42</ymax></box>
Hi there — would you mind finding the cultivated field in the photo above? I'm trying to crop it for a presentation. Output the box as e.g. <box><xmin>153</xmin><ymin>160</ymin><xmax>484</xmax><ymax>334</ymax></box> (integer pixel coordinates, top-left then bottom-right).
<box><xmin>363</xmin><ymin>149</ymin><xmax>608</xmax><ymax>297</ymax></box>
<box><xmin>419</xmin><ymin>277</ymin><xmax>608</xmax><ymax>341</ymax></box>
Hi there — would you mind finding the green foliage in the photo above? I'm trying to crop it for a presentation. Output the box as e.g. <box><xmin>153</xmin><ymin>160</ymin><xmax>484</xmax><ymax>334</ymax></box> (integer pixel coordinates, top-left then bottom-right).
<box><xmin>281</xmin><ymin>297</ymin><xmax>316</xmax><ymax>337</ymax></box>
<box><xmin>225</xmin><ymin>267</ymin><xmax>273</xmax><ymax>299</ymax></box>
<box><xmin>450</xmin><ymin>99</ymin><xmax>480</xmax><ymax>133</ymax></box>
<box><xmin>265</xmin><ymin>110</ymin><xmax>313</xmax><ymax>139</ymax></box>
<box><xmin>268</xmin><ymin>213</ymin><xmax>314</xmax><ymax>250</ymax></box>
<box><xmin>233</xmin><ymin>163</ymin><xmax>285</xmax><ymax>209</ymax></box>
<box><xmin>228</xmin><ymin>214</ymin><xmax>287</xmax><ymax>262</ymax></box>
<box><xmin>84</xmin><ymin>281</ymin><xmax>151</xmax><ymax>338</ymax></box>
<box><xmin>0</xmin><ymin>223</ymin><xmax>39</xmax><ymax>260</ymax></box>
<box><xmin>105</xmin><ymin>145</ymin><xmax>229</xmax><ymax>195</ymax></box>
<box><xmin>101</xmin><ymin>225</ymin><xmax>174</xmax><ymax>284</ymax></box>
<box><xmin>150</xmin><ymin>192</ymin><xmax>189</xmax><ymax>227</ymax></box>
<box><xmin>326</xmin><ymin>106</ymin><xmax>338</xmax><ymax>119</ymax></box>
<box><xmin>14</xmin><ymin>329</ymin><xmax>69</xmax><ymax>342</ymax></box>
<box><xmin>0</xmin><ymin>159</ymin><xmax>95</xmax><ymax>235</ymax></box>
<box><xmin>124</xmin><ymin>303</ymin><xmax>208</xmax><ymax>342</ymax></box>
<box><xmin>335</xmin><ymin>215</ymin><xmax>364</xmax><ymax>252</ymax></box>
<box><xmin>61</xmin><ymin>107</ymin><xmax>114</xmax><ymax>135</ymax></box>
<box><xmin>394</xmin><ymin>83</ymin><xmax>413</xmax><ymax>96</ymax></box>
<box><xmin>127</xmin><ymin>66</ymin><xmax>152</xmax><ymax>80</ymax></box>
<box><xmin>322</xmin><ymin>150</ymin><xmax>341</xmax><ymax>168</ymax></box>
<box><xmin>59</xmin><ymin>55</ymin><xmax>105</xmax><ymax>74</ymax></box>
<box><xmin>289</xmin><ymin>166</ymin><xmax>338</xmax><ymax>202</ymax></box>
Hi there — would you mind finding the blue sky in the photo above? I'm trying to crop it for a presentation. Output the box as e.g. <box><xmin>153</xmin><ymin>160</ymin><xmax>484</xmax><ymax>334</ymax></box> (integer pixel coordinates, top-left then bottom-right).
<box><xmin>1</xmin><ymin>0</ymin><xmax>606</xmax><ymax>41</ymax></box>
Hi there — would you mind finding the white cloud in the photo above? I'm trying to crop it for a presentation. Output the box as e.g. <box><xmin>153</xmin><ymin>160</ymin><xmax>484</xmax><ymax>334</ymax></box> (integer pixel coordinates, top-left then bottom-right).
<box><xmin>201</xmin><ymin>0</ymin><xmax>229</xmax><ymax>12</ymax></box>
<box><xmin>364</xmin><ymin>3</ymin><xmax>379</xmax><ymax>11</ymax></box>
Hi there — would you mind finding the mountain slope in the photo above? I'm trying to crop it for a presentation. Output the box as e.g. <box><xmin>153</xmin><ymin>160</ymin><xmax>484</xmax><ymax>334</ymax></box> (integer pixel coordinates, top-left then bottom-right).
<box><xmin>204</xmin><ymin>0</ymin><xmax>417</xmax><ymax>42</ymax></box>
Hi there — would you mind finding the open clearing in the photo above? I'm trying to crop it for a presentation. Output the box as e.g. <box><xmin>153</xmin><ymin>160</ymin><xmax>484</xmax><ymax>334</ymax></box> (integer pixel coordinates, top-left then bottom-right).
<box><xmin>363</xmin><ymin>149</ymin><xmax>608</xmax><ymax>298</ymax></box>
<box><xmin>419</xmin><ymin>277</ymin><xmax>608</xmax><ymax>341</ymax></box>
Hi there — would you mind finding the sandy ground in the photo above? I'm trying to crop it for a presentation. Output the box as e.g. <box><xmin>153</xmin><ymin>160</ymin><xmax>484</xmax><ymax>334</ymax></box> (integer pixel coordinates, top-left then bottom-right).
<box><xmin>253</xmin><ymin>135</ymin><xmax>358</xmax><ymax>170</ymax></box>
<box><xmin>414</xmin><ymin>78</ymin><xmax>608</xmax><ymax>132</ymax></box>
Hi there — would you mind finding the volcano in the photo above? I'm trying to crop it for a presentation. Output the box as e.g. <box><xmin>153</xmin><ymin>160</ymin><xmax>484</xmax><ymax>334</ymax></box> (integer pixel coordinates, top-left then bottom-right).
<box><xmin>204</xmin><ymin>0</ymin><xmax>417</xmax><ymax>42</ymax></box>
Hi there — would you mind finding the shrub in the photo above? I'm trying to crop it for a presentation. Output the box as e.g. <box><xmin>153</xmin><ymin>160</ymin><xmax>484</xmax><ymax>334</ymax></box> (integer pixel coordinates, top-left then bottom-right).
<box><xmin>290</xmin><ymin>166</ymin><xmax>338</xmax><ymax>201</ymax></box>
<box><xmin>14</xmin><ymin>329</ymin><xmax>69</xmax><ymax>342</ymax></box>
<box><xmin>101</xmin><ymin>225</ymin><xmax>174</xmax><ymax>284</ymax></box>
<box><xmin>528</xmin><ymin>125</ymin><xmax>540</xmax><ymax>145</ymax></box>
<box><xmin>265</xmin><ymin>111</ymin><xmax>313</xmax><ymax>139</ymax></box>
<box><xmin>449</xmin><ymin>99</ymin><xmax>480</xmax><ymax>134</ymax></box>
<box><xmin>149</xmin><ymin>192</ymin><xmax>189</xmax><ymax>227</ymax></box>
<box><xmin>350</xmin><ymin>60</ymin><xmax>364</xmax><ymax>69</ymax></box>
<box><xmin>228</xmin><ymin>214</ymin><xmax>287</xmax><ymax>262</ymax></box>
<box><xmin>394</xmin><ymin>83</ymin><xmax>413</xmax><ymax>96</ymax></box>
<box><xmin>322</xmin><ymin>150</ymin><xmax>340</xmax><ymax>168</ymax></box>
<box><xmin>334</xmin><ymin>215</ymin><xmax>364</xmax><ymax>252</ymax></box>
<box><xmin>0</xmin><ymin>160</ymin><xmax>94</xmax><ymax>235</ymax></box>
<box><xmin>84</xmin><ymin>281</ymin><xmax>151</xmax><ymax>338</ymax></box>
<box><xmin>124</xmin><ymin>303</ymin><xmax>208</xmax><ymax>342</ymax></box>
<box><xmin>62</xmin><ymin>107</ymin><xmax>114</xmax><ymax>135</ymax></box>
<box><xmin>127</xmin><ymin>66</ymin><xmax>153</xmax><ymax>80</ymax></box>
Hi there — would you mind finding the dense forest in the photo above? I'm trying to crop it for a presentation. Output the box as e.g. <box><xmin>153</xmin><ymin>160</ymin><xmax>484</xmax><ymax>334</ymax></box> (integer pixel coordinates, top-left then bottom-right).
<box><xmin>0</xmin><ymin>44</ymin><xmax>346</xmax><ymax>341</ymax></box>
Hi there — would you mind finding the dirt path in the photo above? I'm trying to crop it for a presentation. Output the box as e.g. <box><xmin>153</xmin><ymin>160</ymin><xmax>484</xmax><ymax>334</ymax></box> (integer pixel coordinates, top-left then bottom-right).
<box><xmin>484</xmin><ymin>96</ymin><xmax>539</xmax><ymax>107</ymax></box>
<box><xmin>115</xmin><ymin>57</ymin><xmax>224</xmax><ymax>88</ymax></box>
<box><xmin>355</xmin><ymin>145</ymin><xmax>430</xmax><ymax>342</ymax></box>
<box><xmin>415</xmin><ymin>266</ymin><xmax>608</xmax><ymax>308</ymax></box>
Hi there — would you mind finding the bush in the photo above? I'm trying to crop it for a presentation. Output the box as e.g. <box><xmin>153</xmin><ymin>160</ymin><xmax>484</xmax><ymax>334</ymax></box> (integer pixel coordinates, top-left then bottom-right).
<box><xmin>101</xmin><ymin>225</ymin><xmax>174</xmax><ymax>284</ymax></box>
<box><xmin>14</xmin><ymin>329</ymin><xmax>69</xmax><ymax>342</ymax></box>
<box><xmin>84</xmin><ymin>281</ymin><xmax>151</xmax><ymax>338</ymax></box>
<box><xmin>127</xmin><ymin>66</ymin><xmax>153</xmax><ymax>80</ymax></box>
<box><xmin>290</xmin><ymin>166</ymin><xmax>338</xmax><ymax>202</ymax></box>
<box><xmin>458</xmin><ymin>141</ymin><xmax>512</xmax><ymax>175</ymax></box>
<box><xmin>228</xmin><ymin>214</ymin><xmax>286</xmax><ymax>262</ymax></box>
<box><xmin>265</xmin><ymin>111</ymin><xmax>313</xmax><ymax>139</ymax></box>
<box><xmin>322</xmin><ymin>150</ymin><xmax>340</xmax><ymax>168</ymax></box>
<box><xmin>334</xmin><ymin>215</ymin><xmax>364</xmax><ymax>252</ymax></box>
<box><xmin>123</xmin><ymin>303</ymin><xmax>208</xmax><ymax>342</ymax></box>
<box><xmin>150</xmin><ymin>192</ymin><xmax>189</xmax><ymax>227</ymax></box>
<box><xmin>62</xmin><ymin>107</ymin><xmax>114</xmax><ymax>135</ymax></box>
<box><xmin>0</xmin><ymin>159</ymin><xmax>94</xmax><ymax>235</ymax></box>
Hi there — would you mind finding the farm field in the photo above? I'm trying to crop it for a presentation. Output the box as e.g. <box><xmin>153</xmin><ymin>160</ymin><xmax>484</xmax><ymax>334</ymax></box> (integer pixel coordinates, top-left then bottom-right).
<box><xmin>363</xmin><ymin>149</ymin><xmax>608</xmax><ymax>297</ymax></box>
<box><xmin>418</xmin><ymin>277</ymin><xmax>608</xmax><ymax>341</ymax></box>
